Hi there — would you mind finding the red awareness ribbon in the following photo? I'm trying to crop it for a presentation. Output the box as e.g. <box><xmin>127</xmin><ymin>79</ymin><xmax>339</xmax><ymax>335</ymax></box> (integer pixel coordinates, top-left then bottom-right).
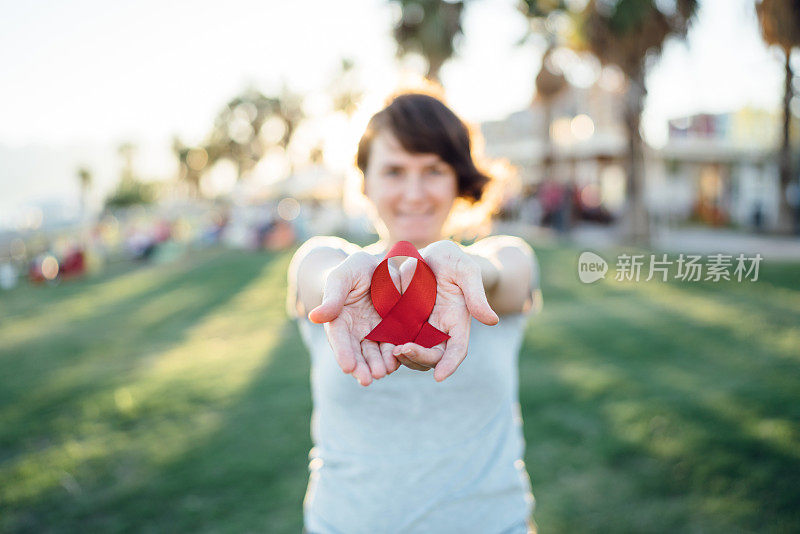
<box><xmin>364</xmin><ymin>240</ymin><xmax>450</xmax><ymax>348</ymax></box>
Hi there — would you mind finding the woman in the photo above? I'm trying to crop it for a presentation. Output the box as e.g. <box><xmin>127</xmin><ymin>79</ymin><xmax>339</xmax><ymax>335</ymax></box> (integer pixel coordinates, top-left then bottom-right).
<box><xmin>287</xmin><ymin>92</ymin><xmax>541</xmax><ymax>533</ymax></box>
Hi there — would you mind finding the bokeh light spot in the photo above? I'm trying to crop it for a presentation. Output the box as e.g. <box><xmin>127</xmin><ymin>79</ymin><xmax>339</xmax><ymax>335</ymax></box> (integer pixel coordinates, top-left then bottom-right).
<box><xmin>277</xmin><ymin>197</ymin><xmax>300</xmax><ymax>221</ymax></box>
<box><xmin>41</xmin><ymin>256</ymin><xmax>59</xmax><ymax>280</ymax></box>
<box><xmin>186</xmin><ymin>148</ymin><xmax>208</xmax><ymax>171</ymax></box>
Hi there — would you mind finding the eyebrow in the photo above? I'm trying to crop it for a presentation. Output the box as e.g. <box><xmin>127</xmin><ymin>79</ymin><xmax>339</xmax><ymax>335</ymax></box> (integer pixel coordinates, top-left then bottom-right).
<box><xmin>380</xmin><ymin>159</ymin><xmax>448</xmax><ymax>169</ymax></box>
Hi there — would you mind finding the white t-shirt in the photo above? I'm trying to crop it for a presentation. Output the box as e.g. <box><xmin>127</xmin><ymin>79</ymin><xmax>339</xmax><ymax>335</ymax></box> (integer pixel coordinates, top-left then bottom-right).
<box><xmin>297</xmin><ymin>308</ymin><xmax>536</xmax><ymax>534</ymax></box>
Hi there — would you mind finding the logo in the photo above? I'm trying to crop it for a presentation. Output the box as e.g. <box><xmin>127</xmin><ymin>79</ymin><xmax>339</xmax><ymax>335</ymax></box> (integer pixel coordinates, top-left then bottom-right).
<box><xmin>578</xmin><ymin>251</ymin><xmax>608</xmax><ymax>284</ymax></box>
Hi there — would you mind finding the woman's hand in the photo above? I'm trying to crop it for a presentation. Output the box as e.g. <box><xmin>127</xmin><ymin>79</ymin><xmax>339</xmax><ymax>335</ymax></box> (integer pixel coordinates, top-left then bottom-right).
<box><xmin>392</xmin><ymin>240</ymin><xmax>499</xmax><ymax>381</ymax></box>
<box><xmin>307</xmin><ymin>251</ymin><xmax>401</xmax><ymax>386</ymax></box>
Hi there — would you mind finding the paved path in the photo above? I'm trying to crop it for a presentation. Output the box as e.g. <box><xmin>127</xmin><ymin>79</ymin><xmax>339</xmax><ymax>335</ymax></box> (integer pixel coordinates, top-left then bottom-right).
<box><xmin>494</xmin><ymin>221</ymin><xmax>800</xmax><ymax>261</ymax></box>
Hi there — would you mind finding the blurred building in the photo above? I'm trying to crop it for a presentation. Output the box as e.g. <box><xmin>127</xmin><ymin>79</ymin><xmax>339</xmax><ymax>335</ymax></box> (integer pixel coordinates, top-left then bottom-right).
<box><xmin>652</xmin><ymin>109</ymin><xmax>794</xmax><ymax>230</ymax></box>
<box><xmin>481</xmin><ymin>77</ymin><xmax>629</xmax><ymax>223</ymax></box>
<box><xmin>481</xmin><ymin>80</ymin><xmax>798</xmax><ymax>231</ymax></box>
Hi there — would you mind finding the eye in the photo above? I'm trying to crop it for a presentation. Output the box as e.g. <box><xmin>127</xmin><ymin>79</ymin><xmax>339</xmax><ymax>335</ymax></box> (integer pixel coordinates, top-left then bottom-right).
<box><xmin>384</xmin><ymin>166</ymin><xmax>403</xmax><ymax>177</ymax></box>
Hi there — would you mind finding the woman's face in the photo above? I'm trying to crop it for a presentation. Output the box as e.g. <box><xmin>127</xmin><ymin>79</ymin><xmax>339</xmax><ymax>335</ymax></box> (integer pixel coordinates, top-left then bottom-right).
<box><xmin>364</xmin><ymin>130</ymin><xmax>458</xmax><ymax>249</ymax></box>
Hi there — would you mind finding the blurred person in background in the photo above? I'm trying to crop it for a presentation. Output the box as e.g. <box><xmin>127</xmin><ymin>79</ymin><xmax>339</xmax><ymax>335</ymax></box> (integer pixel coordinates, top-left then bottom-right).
<box><xmin>288</xmin><ymin>92</ymin><xmax>541</xmax><ymax>534</ymax></box>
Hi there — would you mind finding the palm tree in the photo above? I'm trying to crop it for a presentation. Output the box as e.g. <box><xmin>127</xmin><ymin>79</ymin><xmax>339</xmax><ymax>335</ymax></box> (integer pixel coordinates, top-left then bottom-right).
<box><xmin>76</xmin><ymin>166</ymin><xmax>92</xmax><ymax>221</ymax></box>
<box><xmin>390</xmin><ymin>0</ymin><xmax>466</xmax><ymax>82</ymax></box>
<box><xmin>172</xmin><ymin>137</ymin><xmax>203</xmax><ymax>197</ymax></box>
<box><xmin>577</xmin><ymin>0</ymin><xmax>697</xmax><ymax>243</ymax></box>
<box><xmin>105</xmin><ymin>143</ymin><xmax>153</xmax><ymax>208</ymax></box>
<box><xmin>205</xmin><ymin>87</ymin><xmax>304</xmax><ymax>181</ymax></box>
<box><xmin>518</xmin><ymin>2</ymin><xmax>571</xmax><ymax>178</ymax></box>
<box><xmin>330</xmin><ymin>58</ymin><xmax>363</xmax><ymax>117</ymax></box>
<box><xmin>118</xmin><ymin>142</ymin><xmax>136</xmax><ymax>183</ymax></box>
<box><xmin>756</xmin><ymin>0</ymin><xmax>800</xmax><ymax>234</ymax></box>
<box><xmin>535</xmin><ymin>45</ymin><xmax>568</xmax><ymax>183</ymax></box>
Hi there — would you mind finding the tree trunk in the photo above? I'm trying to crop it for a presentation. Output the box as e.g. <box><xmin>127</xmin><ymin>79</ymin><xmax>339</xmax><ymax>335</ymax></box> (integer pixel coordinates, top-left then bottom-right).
<box><xmin>542</xmin><ymin>100</ymin><xmax>553</xmax><ymax>183</ymax></box>
<box><xmin>426</xmin><ymin>57</ymin><xmax>443</xmax><ymax>83</ymax></box>
<box><xmin>621</xmin><ymin>72</ymin><xmax>650</xmax><ymax>245</ymax></box>
<box><xmin>777</xmin><ymin>48</ymin><xmax>796</xmax><ymax>234</ymax></box>
<box><xmin>80</xmin><ymin>186</ymin><xmax>88</xmax><ymax>223</ymax></box>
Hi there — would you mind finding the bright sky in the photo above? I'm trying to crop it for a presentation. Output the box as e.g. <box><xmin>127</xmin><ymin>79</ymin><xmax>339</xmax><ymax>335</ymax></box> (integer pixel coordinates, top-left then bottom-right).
<box><xmin>0</xmin><ymin>0</ymin><xmax>791</xmax><ymax>219</ymax></box>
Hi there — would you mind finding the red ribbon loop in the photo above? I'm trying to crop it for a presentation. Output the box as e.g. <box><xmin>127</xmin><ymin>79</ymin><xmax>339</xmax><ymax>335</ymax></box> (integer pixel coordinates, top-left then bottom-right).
<box><xmin>364</xmin><ymin>241</ymin><xmax>450</xmax><ymax>348</ymax></box>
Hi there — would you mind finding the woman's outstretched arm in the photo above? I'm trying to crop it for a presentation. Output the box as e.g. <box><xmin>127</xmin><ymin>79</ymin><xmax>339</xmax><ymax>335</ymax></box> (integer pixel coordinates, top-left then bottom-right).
<box><xmin>286</xmin><ymin>236</ymin><xmax>359</xmax><ymax>319</ymax></box>
<box><xmin>464</xmin><ymin>235</ymin><xmax>541</xmax><ymax>317</ymax></box>
<box><xmin>393</xmin><ymin>236</ymin><xmax>540</xmax><ymax>319</ymax></box>
<box><xmin>288</xmin><ymin>236</ymin><xmax>404</xmax><ymax>384</ymax></box>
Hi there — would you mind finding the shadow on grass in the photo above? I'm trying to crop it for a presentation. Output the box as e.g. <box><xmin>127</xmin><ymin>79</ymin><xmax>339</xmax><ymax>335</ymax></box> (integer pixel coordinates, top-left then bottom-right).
<box><xmin>28</xmin><ymin>320</ymin><xmax>313</xmax><ymax>533</ymax></box>
<box><xmin>518</xmin><ymin>268</ymin><xmax>800</xmax><ymax>533</ymax></box>
<box><xmin>2</xmin><ymin>250</ymin><xmax>261</xmax><ymax>371</ymax></box>
<box><xmin>0</xmin><ymin>251</ymin><xmax>278</xmax><ymax>462</ymax></box>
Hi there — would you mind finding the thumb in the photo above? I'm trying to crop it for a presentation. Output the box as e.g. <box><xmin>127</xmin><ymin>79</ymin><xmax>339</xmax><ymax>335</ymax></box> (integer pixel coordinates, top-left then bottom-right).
<box><xmin>458</xmin><ymin>269</ymin><xmax>499</xmax><ymax>326</ymax></box>
<box><xmin>308</xmin><ymin>267</ymin><xmax>351</xmax><ymax>324</ymax></box>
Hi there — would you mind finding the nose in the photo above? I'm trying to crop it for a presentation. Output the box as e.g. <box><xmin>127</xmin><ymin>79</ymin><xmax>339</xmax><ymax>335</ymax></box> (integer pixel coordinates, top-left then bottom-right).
<box><xmin>403</xmin><ymin>172</ymin><xmax>426</xmax><ymax>203</ymax></box>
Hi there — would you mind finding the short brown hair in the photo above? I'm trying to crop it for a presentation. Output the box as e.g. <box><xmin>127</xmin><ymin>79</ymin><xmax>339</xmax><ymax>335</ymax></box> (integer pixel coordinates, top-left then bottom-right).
<box><xmin>356</xmin><ymin>93</ymin><xmax>490</xmax><ymax>203</ymax></box>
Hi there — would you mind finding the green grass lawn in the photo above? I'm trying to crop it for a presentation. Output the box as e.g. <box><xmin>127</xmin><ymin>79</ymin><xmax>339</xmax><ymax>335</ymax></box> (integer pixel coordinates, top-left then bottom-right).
<box><xmin>1</xmin><ymin>243</ymin><xmax>798</xmax><ymax>533</ymax></box>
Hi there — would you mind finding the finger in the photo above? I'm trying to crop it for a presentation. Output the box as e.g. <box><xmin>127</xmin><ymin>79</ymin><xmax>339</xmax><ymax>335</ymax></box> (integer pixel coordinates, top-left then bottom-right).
<box><xmin>433</xmin><ymin>324</ymin><xmax>469</xmax><ymax>382</ymax></box>
<box><xmin>397</xmin><ymin>355</ymin><xmax>431</xmax><ymax>372</ymax></box>
<box><xmin>455</xmin><ymin>266</ymin><xmax>499</xmax><ymax>326</ymax></box>
<box><xmin>393</xmin><ymin>342</ymin><xmax>444</xmax><ymax>368</ymax></box>
<box><xmin>351</xmin><ymin>336</ymin><xmax>373</xmax><ymax>386</ymax></box>
<box><xmin>380</xmin><ymin>343</ymin><xmax>400</xmax><ymax>374</ymax></box>
<box><xmin>361</xmin><ymin>340</ymin><xmax>387</xmax><ymax>379</ymax></box>
<box><xmin>324</xmin><ymin>320</ymin><xmax>357</xmax><ymax>374</ymax></box>
<box><xmin>308</xmin><ymin>266</ymin><xmax>351</xmax><ymax>324</ymax></box>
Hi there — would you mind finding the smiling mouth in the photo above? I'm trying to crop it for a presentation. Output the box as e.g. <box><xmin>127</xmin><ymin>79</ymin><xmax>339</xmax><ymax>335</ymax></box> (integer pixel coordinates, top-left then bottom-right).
<box><xmin>396</xmin><ymin>210</ymin><xmax>434</xmax><ymax>218</ymax></box>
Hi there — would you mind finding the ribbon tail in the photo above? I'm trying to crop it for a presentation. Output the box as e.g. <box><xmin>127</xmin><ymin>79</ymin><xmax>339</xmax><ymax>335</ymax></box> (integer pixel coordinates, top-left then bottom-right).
<box><xmin>413</xmin><ymin>321</ymin><xmax>450</xmax><ymax>348</ymax></box>
<box><xmin>364</xmin><ymin>315</ymin><xmax>419</xmax><ymax>345</ymax></box>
